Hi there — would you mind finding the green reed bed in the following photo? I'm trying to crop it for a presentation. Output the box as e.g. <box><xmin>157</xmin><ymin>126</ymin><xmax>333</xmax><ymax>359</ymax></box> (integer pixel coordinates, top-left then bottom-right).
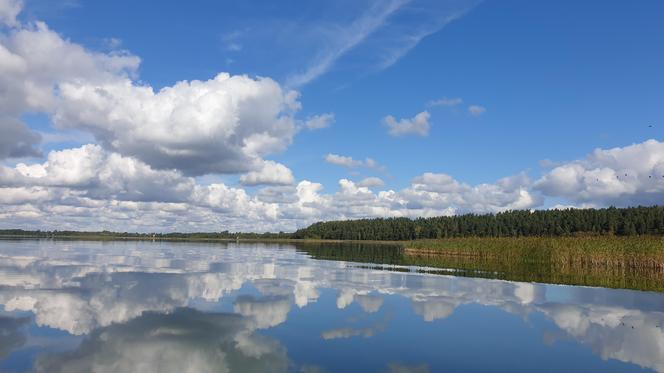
<box><xmin>404</xmin><ymin>236</ymin><xmax>664</xmax><ymax>291</ymax></box>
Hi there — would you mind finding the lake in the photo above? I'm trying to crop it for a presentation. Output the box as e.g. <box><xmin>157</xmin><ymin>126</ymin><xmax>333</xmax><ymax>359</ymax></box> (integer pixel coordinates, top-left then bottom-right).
<box><xmin>0</xmin><ymin>240</ymin><xmax>663</xmax><ymax>372</ymax></box>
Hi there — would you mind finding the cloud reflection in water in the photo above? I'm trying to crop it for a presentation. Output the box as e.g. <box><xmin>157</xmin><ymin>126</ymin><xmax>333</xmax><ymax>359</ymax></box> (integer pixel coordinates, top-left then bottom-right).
<box><xmin>0</xmin><ymin>240</ymin><xmax>662</xmax><ymax>372</ymax></box>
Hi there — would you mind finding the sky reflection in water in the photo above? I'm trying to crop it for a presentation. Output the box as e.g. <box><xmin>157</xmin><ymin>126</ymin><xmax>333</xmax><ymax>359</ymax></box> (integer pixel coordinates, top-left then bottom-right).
<box><xmin>0</xmin><ymin>240</ymin><xmax>663</xmax><ymax>372</ymax></box>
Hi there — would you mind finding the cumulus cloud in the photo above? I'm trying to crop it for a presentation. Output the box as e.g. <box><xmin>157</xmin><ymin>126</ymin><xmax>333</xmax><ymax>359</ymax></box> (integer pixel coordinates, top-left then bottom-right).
<box><xmin>383</xmin><ymin>111</ymin><xmax>431</xmax><ymax>137</ymax></box>
<box><xmin>0</xmin><ymin>145</ymin><xmax>542</xmax><ymax>231</ymax></box>
<box><xmin>304</xmin><ymin>113</ymin><xmax>335</xmax><ymax>130</ymax></box>
<box><xmin>534</xmin><ymin>139</ymin><xmax>664</xmax><ymax>206</ymax></box>
<box><xmin>402</xmin><ymin>172</ymin><xmax>539</xmax><ymax>215</ymax></box>
<box><xmin>0</xmin><ymin>21</ymin><xmax>140</xmax><ymax>115</ymax></box>
<box><xmin>0</xmin><ymin>0</ymin><xmax>22</xmax><ymax>27</ymax></box>
<box><xmin>0</xmin><ymin>144</ymin><xmax>193</xmax><ymax>202</ymax></box>
<box><xmin>468</xmin><ymin>105</ymin><xmax>486</xmax><ymax>116</ymax></box>
<box><xmin>357</xmin><ymin>177</ymin><xmax>385</xmax><ymax>188</ymax></box>
<box><xmin>0</xmin><ymin>19</ymin><xmax>139</xmax><ymax>161</ymax></box>
<box><xmin>325</xmin><ymin>153</ymin><xmax>363</xmax><ymax>168</ymax></box>
<box><xmin>324</xmin><ymin>154</ymin><xmax>383</xmax><ymax>171</ymax></box>
<box><xmin>0</xmin><ymin>18</ymin><xmax>300</xmax><ymax>175</ymax></box>
<box><xmin>53</xmin><ymin>73</ymin><xmax>300</xmax><ymax>176</ymax></box>
<box><xmin>0</xmin><ymin>117</ymin><xmax>41</xmax><ymax>159</ymax></box>
<box><xmin>240</xmin><ymin>161</ymin><xmax>295</xmax><ymax>186</ymax></box>
<box><xmin>0</xmin><ymin>144</ymin><xmax>286</xmax><ymax>230</ymax></box>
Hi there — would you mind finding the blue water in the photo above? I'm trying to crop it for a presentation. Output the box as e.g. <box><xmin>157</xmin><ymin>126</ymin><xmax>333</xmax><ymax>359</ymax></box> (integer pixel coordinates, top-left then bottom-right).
<box><xmin>0</xmin><ymin>239</ymin><xmax>662</xmax><ymax>372</ymax></box>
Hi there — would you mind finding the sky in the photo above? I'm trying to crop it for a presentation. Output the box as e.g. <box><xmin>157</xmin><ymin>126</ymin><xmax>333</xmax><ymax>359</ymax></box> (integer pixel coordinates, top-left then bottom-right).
<box><xmin>0</xmin><ymin>0</ymin><xmax>663</xmax><ymax>232</ymax></box>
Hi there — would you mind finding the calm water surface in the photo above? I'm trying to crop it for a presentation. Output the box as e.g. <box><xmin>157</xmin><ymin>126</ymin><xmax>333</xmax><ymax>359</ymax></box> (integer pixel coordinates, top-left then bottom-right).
<box><xmin>0</xmin><ymin>239</ymin><xmax>663</xmax><ymax>372</ymax></box>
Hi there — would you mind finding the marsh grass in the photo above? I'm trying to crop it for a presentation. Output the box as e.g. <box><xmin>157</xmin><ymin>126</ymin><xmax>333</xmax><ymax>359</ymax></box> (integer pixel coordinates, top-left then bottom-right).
<box><xmin>404</xmin><ymin>236</ymin><xmax>664</xmax><ymax>291</ymax></box>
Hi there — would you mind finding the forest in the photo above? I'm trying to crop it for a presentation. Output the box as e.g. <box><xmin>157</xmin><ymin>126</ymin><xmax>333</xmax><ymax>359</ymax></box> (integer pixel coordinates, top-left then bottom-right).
<box><xmin>292</xmin><ymin>206</ymin><xmax>664</xmax><ymax>240</ymax></box>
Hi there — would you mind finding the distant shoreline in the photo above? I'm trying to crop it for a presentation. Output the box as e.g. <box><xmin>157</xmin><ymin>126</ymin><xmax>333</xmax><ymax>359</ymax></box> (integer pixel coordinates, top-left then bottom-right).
<box><xmin>0</xmin><ymin>234</ymin><xmax>400</xmax><ymax>245</ymax></box>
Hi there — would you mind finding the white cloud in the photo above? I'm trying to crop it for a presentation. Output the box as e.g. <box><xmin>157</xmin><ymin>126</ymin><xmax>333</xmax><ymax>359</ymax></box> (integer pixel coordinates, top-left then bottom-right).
<box><xmin>240</xmin><ymin>160</ymin><xmax>295</xmax><ymax>186</ymax></box>
<box><xmin>286</xmin><ymin>0</ymin><xmax>407</xmax><ymax>87</ymax></box>
<box><xmin>0</xmin><ymin>144</ymin><xmax>283</xmax><ymax>229</ymax></box>
<box><xmin>384</xmin><ymin>111</ymin><xmax>431</xmax><ymax>137</ymax></box>
<box><xmin>428</xmin><ymin>97</ymin><xmax>462</xmax><ymax>107</ymax></box>
<box><xmin>304</xmin><ymin>113</ymin><xmax>335</xmax><ymax>130</ymax></box>
<box><xmin>53</xmin><ymin>73</ymin><xmax>300</xmax><ymax>176</ymax></box>
<box><xmin>468</xmin><ymin>105</ymin><xmax>486</xmax><ymax>116</ymax></box>
<box><xmin>534</xmin><ymin>139</ymin><xmax>664</xmax><ymax>206</ymax></box>
<box><xmin>0</xmin><ymin>22</ymin><xmax>140</xmax><ymax>116</ymax></box>
<box><xmin>0</xmin><ymin>19</ymin><xmax>300</xmax><ymax>175</ymax></box>
<box><xmin>0</xmin><ymin>20</ymin><xmax>139</xmax><ymax>161</ymax></box>
<box><xmin>324</xmin><ymin>154</ymin><xmax>383</xmax><ymax>171</ymax></box>
<box><xmin>401</xmin><ymin>172</ymin><xmax>539</xmax><ymax>216</ymax></box>
<box><xmin>0</xmin><ymin>143</ymin><xmax>541</xmax><ymax>231</ymax></box>
<box><xmin>0</xmin><ymin>144</ymin><xmax>194</xmax><ymax>202</ymax></box>
<box><xmin>2</xmin><ymin>139</ymin><xmax>661</xmax><ymax>232</ymax></box>
<box><xmin>0</xmin><ymin>0</ymin><xmax>22</xmax><ymax>27</ymax></box>
<box><xmin>324</xmin><ymin>153</ymin><xmax>363</xmax><ymax>168</ymax></box>
<box><xmin>357</xmin><ymin>177</ymin><xmax>385</xmax><ymax>188</ymax></box>
<box><xmin>539</xmin><ymin>159</ymin><xmax>561</xmax><ymax>169</ymax></box>
<box><xmin>0</xmin><ymin>117</ymin><xmax>41</xmax><ymax>159</ymax></box>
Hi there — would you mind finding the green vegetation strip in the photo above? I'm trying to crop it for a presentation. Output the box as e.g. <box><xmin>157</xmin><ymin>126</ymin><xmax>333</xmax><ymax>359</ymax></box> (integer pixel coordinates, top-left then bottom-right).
<box><xmin>403</xmin><ymin>236</ymin><xmax>664</xmax><ymax>292</ymax></box>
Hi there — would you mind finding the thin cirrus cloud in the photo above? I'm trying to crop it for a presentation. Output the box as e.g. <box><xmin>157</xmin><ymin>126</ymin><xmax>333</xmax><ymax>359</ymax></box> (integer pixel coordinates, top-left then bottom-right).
<box><xmin>428</xmin><ymin>97</ymin><xmax>485</xmax><ymax>117</ymax></box>
<box><xmin>285</xmin><ymin>0</ymin><xmax>482</xmax><ymax>87</ymax></box>
<box><xmin>427</xmin><ymin>97</ymin><xmax>463</xmax><ymax>107</ymax></box>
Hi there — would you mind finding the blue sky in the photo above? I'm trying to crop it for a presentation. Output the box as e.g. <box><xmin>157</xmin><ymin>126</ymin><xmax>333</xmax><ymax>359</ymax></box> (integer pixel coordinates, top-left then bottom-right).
<box><xmin>25</xmin><ymin>0</ymin><xmax>663</xmax><ymax>186</ymax></box>
<box><xmin>1</xmin><ymin>0</ymin><xmax>663</xmax><ymax>231</ymax></box>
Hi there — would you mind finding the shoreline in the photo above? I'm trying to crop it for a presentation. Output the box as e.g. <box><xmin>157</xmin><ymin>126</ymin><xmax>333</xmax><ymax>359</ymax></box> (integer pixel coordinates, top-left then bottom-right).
<box><xmin>0</xmin><ymin>234</ymin><xmax>402</xmax><ymax>245</ymax></box>
<box><xmin>2</xmin><ymin>234</ymin><xmax>664</xmax><ymax>292</ymax></box>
